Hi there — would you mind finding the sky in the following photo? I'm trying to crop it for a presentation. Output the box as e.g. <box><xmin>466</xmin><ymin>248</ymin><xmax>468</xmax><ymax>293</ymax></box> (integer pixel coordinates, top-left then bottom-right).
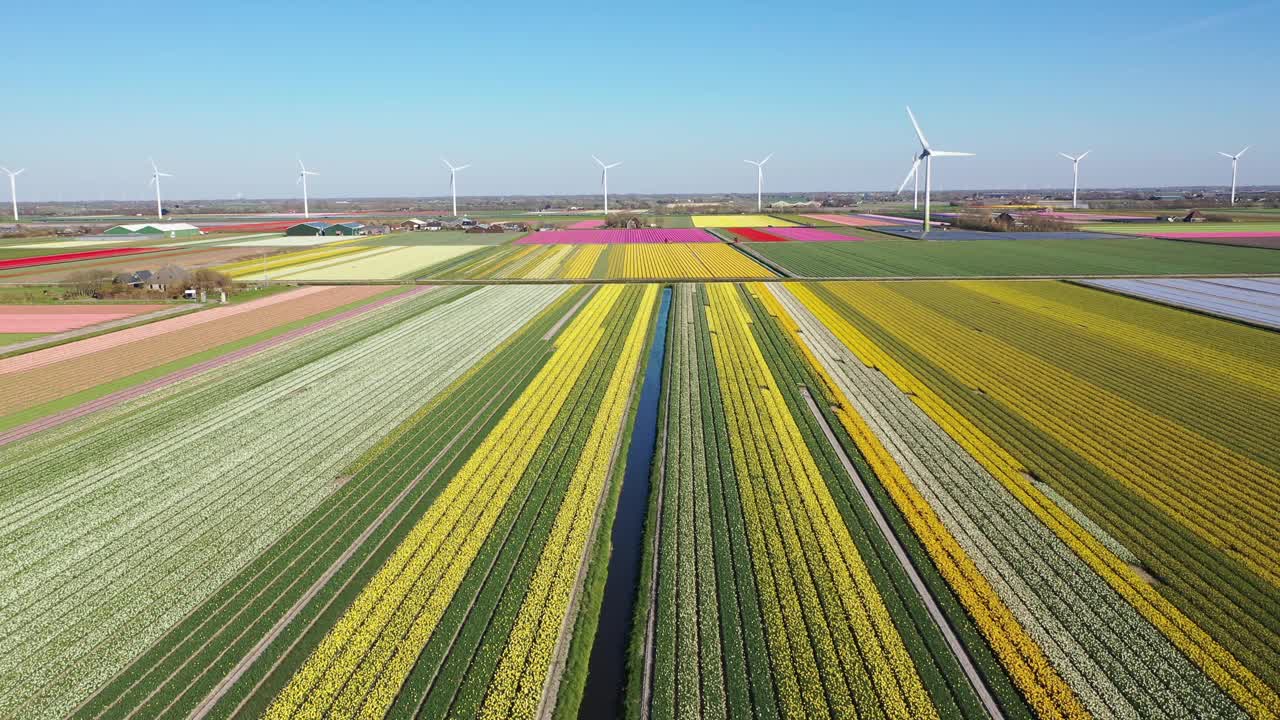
<box><xmin>2</xmin><ymin>0</ymin><xmax>1277</xmax><ymax>201</ymax></box>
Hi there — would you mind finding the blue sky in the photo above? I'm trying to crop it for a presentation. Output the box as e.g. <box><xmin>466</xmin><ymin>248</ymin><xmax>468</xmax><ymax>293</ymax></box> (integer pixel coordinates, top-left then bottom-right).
<box><xmin>3</xmin><ymin>0</ymin><xmax>1276</xmax><ymax>200</ymax></box>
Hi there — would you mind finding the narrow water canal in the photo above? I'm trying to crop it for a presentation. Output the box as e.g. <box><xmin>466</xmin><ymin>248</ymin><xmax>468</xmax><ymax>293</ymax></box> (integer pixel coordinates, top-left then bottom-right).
<box><xmin>579</xmin><ymin>286</ymin><xmax>671</xmax><ymax>719</ymax></box>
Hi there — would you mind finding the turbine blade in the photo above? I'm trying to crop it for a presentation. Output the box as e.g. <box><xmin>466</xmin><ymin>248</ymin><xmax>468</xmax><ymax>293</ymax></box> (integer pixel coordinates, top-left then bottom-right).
<box><xmin>456</xmin><ymin>164</ymin><xmax>470</xmax><ymax>172</ymax></box>
<box><xmin>607</xmin><ymin>161</ymin><xmax>622</xmax><ymax>169</ymax></box>
<box><xmin>1238</xmin><ymin>146</ymin><xmax>1250</xmax><ymax>157</ymax></box>
<box><xmin>930</xmin><ymin>150</ymin><xmax>975</xmax><ymax>157</ymax></box>
<box><xmin>442</xmin><ymin>158</ymin><xmax>454</xmax><ymax>170</ymax></box>
<box><xmin>744</xmin><ymin>159</ymin><xmax>756</xmax><ymax>165</ymax></box>
<box><xmin>1218</xmin><ymin>152</ymin><xmax>1235</xmax><ymax>158</ymax></box>
<box><xmin>760</xmin><ymin>153</ymin><xmax>773</xmax><ymax>165</ymax></box>
<box><xmin>14</xmin><ymin>169</ymin><xmax>24</xmax><ymax>176</ymax></box>
<box><xmin>1078</xmin><ymin>150</ymin><xmax>1091</xmax><ymax>160</ymax></box>
<box><xmin>1058</xmin><ymin>152</ymin><xmax>1076</xmax><ymax>161</ymax></box>
<box><xmin>298</xmin><ymin>158</ymin><xmax>306</xmax><ymax>172</ymax></box>
<box><xmin>592</xmin><ymin>155</ymin><xmax>604</xmax><ymax>168</ymax></box>
<box><xmin>897</xmin><ymin>159</ymin><xmax>921</xmax><ymax>194</ymax></box>
<box><xmin>906</xmin><ymin>106</ymin><xmax>930</xmax><ymax>149</ymax></box>
<box><xmin>150</xmin><ymin>157</ymin><xmax>158</xmax><ymax>172</ymax></box>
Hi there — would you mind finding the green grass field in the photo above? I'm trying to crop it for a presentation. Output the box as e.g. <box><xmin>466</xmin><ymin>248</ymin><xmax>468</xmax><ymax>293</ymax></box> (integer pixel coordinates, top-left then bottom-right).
<box><xmin>0</xmin><ymin>332</ymin><xmax>43</xmax><ymax>346</ymax></box>
<box><xmin>1080</xmin><ymin>222</ymin><xmax>1280</xmax><ymax>235</ymax></box>
<box><xmin>748</xmin><ymin>237</ymin><xmax>1280</xmax><ymax>277</ymax></box>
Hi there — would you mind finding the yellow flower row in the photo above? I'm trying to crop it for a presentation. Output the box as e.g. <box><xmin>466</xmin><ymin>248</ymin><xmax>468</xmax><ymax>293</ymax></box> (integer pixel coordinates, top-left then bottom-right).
<box><xmin>782</xmin><ymin>282</ymin><xmax>1089</xmax><ymax>719</ymax></box>
<box><xmin>560</xmin><ymin>245</ymin><xmax>604</xmax><ymax>279</ymax></box>
<box><xmin>480</xmin><ymin>285</ymin><xmax>659</xmax><ymax>720</ymax></box>
<box><xmin>702</xmin><ymin>283</ymin><xmax>936</xmax><ymax>720</ymax></box>
<box><xmin>826</xmin><ymin>282</ymin><xmax>1280</xmax><ymax>587</ymax></box>
<box><xmin>615</xmin><ymin>244</ymin><xmax>775</xmax><ymax>279</ymax></box>
<box><xmin>264</xmin><ymin>285</ymin><xmax>628</xmax><ymax>720</ymax></box>
<box><xmin>217</xmin><ymin>244</ymin><xmax>369</xmax><ymax>277</ymax></box>
<box><xmin>955</xmin><ymin>280</ymin><xmax>1280</xmax><ymax>394</ymax></box>
<box><xmin>789</xmin><ymin>281</ymin><xmax>1280</xmax><ymax>718</ymax></box>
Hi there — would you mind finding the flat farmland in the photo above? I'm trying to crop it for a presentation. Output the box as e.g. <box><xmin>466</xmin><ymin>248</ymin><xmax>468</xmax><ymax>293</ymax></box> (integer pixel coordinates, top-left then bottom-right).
<box><xmin>691</xmin><ymin>215</ymin><xmax>798</xmax><ymax>228</ymax></box>
<box><xmin>749</xmin><ymin>237</ymin><xmax>1280</xmax><ymax>277</ymax></box>
<box><xmin>429</xmin><ymin>243</ymin><xmax>775</xmax><ymax>280</ymax></box>
<box><xmin>3</xmin><ymin>257</ymin><xmax>1278</xmax><ymax>720</ymax></box>
<box><xmin>0</xmin><ymin>285</ymin><xmax>393</xmax><ymax>430</ymax></box>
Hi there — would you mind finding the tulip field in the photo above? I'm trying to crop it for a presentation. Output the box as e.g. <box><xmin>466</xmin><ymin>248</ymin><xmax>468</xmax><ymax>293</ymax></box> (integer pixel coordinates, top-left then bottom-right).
<box><xmin>429</xmin><ymin>243</ymin><xmax>775</xmax><ymax>280</ymax></box>
<box><xmin>4</xmin><ymin>227</ymin><xmax>1280</xmax><ymax>720</ymax></box>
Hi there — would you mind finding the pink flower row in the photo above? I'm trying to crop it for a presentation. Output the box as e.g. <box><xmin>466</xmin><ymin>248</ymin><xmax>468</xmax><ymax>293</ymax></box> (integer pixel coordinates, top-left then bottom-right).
<box><xmin>516</xmin><ymin>228</ymin><xmax>719</xmax><ymax>244</ymax></box>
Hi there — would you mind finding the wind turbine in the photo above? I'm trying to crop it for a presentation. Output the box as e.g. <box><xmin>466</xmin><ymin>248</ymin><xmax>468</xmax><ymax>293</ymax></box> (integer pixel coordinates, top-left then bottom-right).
<box><xmin>1217</xmin><ymin>147</ymin><xmax>1250</xmax><ymax>205</ymax></box>
<box><xmin>896</xmin><ymin>154</ymin><xmax>921</xmax><ymax>210</ymax></box>
<box><xmin>442</xmin><ymin>159</ymin><xmax>470</xmax><ymax>217</ymax></box>
<box><xmin>592</xmin><ymin>155</ymin><xmax>622</xmax><ymax>213</ymax></box>
<box><xmin>1058</xmin><ymin>151</ymin><xmax>1091</xmax><ymax>209</ymax></box>
<box><xmin>1</xmin><ymin>167</ymin><xmax>23</xmax><ymax>221</ymax></box>
<box><xmin>297</xmin><ymin>159</ymin><xmax>319</xmax><ymax>218</ymax></box>
<box><xmin>903</xmin><ymin>107</ymin><xmax>974</xmax><ymax>235</ymax></box>
<box><xmin>148</xmin><ymin>158</ymin><xmax>172</xmax><ymax>220</ymax></box>
<box><xmin>744</xmin><ymin>154</ymin><xmax>772</xmax><ymax>212</ymax></box>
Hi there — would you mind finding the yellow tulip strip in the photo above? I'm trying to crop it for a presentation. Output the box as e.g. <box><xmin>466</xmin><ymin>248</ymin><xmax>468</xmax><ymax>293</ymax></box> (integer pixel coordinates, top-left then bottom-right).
<box><xmin>265</xmin><ymin>286</ymin><xmax>626</xmax><ymax>720</ymax></box>
<box><xmin>480</xmin><ymin>285</ymin><xmax>658</xmax><ymax>720</ymax></box>
<box><xmin>781</xmin><ymin>281</ymin><xmax>1279</xmax><ymax>719</ymax></box>
<box><xmin>700</xmin><ymin>283</ymin><xmax>936</xmax><ymax>720</ymax></box>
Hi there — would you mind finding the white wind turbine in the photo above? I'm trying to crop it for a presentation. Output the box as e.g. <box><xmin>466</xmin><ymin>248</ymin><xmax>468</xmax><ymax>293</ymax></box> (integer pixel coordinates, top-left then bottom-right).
<box><xmin>897</xmin><ymin>153</ymin><xmax>921</xmax><ymax>210</ymax></box>
<box><xmin>297</xmin><ymin>159</ymin><xmax>319</xmax><ymax>218</ymax></box>
<box><xmin>1</xmin><ymin>167</ymin><xmax>24</xmax><ymax>221</ymax></box>
<box><xmin>592</xmin><ymin>155</ymin><xmax>622</xmax><ymax>213</ymax></box>
<box><xmin>901</xmin><ymin>106</ymin><xmax>974</xmax><ymax>235</ymax></box>
<box><xmin>443</xmin><ymin>158</ymin><xmax>470</xmax><ymax>217</ymax></box>
<box><xmin>744</xmin><ymin>154</ymin><xmax>773</xmax><ymax>212</ymax></box>
<box><xmin>1058</xmin><ymin>151</ymin><xmax>1091</xmax><ymax>209</ymax></box>
<box><xmin>1217</xmin><ymin>146</ymin><xmax>1250</xmax><ymax>205</ymax></box>
<box><xmin>148</xmin><ymin>158</ymin><xmax>173</xmax><ymax>220</ymax></box>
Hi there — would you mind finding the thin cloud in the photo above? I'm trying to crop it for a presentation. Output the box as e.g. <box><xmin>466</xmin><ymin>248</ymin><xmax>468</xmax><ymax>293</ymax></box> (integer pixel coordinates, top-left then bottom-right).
<box><xmin>1138</xmin><ymin>1</ymin><xmax>1277</xmax><ymax>41</ymax></box>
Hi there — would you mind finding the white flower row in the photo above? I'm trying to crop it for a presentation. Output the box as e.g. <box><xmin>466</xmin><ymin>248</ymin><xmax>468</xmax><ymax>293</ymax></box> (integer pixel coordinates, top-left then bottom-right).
<box><xmin>0</xmin><ymin>285</ymin><xmax>568</xmax><ymax>719</ymax></box>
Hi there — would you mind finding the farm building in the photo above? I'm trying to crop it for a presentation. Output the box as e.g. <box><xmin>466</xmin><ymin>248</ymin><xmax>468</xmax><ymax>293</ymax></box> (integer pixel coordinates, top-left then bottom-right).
<box><xmin>400</xmin><ymin>218</ymin><xmax>433</xmax><ymax>230</ymax></box>
<box><xmin>104</xmin><ymin>223</ymin><xmax>201</xmax><ymax>238</ymax></box>
<box><xmin>284</xmin><ymin>222</ymin><xmax>334</xmax><ymax>236</ymax></box>
<box><xmin>328</xmin><ymin>222</ymin><xmax>366</xmax><ymax>236</ymax></box>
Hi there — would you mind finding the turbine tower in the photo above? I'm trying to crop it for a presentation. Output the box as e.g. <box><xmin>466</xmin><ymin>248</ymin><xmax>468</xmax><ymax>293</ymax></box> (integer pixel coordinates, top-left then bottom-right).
<box><xmin>592</xmin><ymin>155</ymin><xmax>622</xmax><ymax>214</ymax></box>
<box><xmin>1</xmin><ymin>167</ymin><xmax>23</xmax><ymax>221</ymax></box>
<box><xmin>148</xmin><ymin>158</ymin><xmax>172</xmax><ymax>220</ymax></box>
<box><xmin>297</xmin><ymin>159</ymin><xmax>319</xmax><ymax>218</ymax></box>
<box><xmin>897</xmin><ymin>154</ymin><xmax>921</xmax><ymax>210</ymax></box>
<box><xmin>903</xmin><ymin>106</ymin><xmax>974</xmax><ymax>236</ymax></box>
<box><xmin>443</xmin><ymin>158</ymin><xmax>470</xmax><ymax>217</ymax></box>
<box><xmin>1217</xmin><ymin>147</ymin><xmax>1250</xmax><ymax>205</ymax></box>
<box><xmin>1058</xmin><ymin>151</ymin><xmax>1091</xmax><ymax>209</ymax></box>
<box><xmin>744</xmin><ymin>154</ymin><xmax>773</xmax><ymax>212</ymax></box>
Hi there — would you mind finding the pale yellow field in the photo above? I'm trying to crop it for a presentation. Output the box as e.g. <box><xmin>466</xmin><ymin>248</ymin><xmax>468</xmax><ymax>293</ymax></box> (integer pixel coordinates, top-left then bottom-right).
<box><xmin>235</xmin><ymin>245</ymin><xmax>482</xmax><ymax>281</ymax></box>
<box><xmin>691</xmin><ymin>214</ymin><xmax>798</xmax><ymax>228</ymax></box>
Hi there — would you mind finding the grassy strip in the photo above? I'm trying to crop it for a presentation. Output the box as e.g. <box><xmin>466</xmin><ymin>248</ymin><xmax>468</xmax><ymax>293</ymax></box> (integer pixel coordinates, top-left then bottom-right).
<box><xmin>0</xmin><ymin>286</ymin><xmax>409</xmax><ymax>434</ymax></box>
